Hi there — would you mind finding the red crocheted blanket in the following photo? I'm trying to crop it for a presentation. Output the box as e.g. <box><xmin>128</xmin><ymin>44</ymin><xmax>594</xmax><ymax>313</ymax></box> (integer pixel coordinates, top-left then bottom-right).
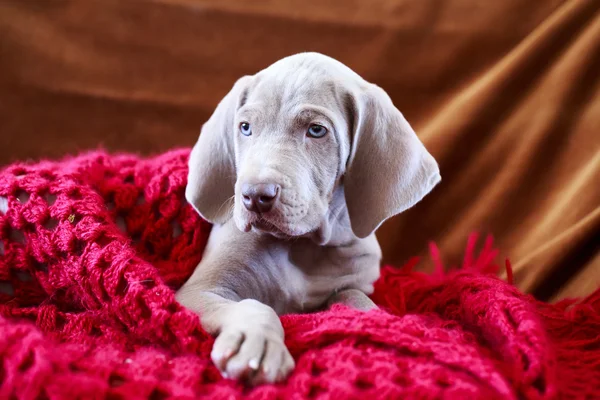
<box><xmin>0</xmin><ymin>150</ymin><xmax>598</xmax><ymax>400</ymax></box>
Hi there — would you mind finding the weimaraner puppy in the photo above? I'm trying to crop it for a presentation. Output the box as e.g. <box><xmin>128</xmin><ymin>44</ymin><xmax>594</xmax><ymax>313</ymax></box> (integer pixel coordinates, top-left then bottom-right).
<box><xmin>176</xmin><ymin>52</ymin><xmax>441</xmax><ymax>385</ymax></box>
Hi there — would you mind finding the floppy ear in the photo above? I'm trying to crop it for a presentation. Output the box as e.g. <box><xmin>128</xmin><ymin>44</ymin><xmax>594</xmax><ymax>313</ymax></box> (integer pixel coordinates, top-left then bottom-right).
<box><xmin>186</xmin><ymin>76</ymin><xmax>250</xmax><ymax>224</ymax></box>
<box><xmin>344</xmin><ymin>84</ymin><xmax>441</xmax><ymax>238</ymax></box>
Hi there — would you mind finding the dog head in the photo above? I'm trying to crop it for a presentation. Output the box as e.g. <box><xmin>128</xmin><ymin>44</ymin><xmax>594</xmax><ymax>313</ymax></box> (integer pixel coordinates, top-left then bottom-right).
<box><xmin>187</xmin><ymin>53</ymin><xmax>440</xmax><ymax>242</ymax></box>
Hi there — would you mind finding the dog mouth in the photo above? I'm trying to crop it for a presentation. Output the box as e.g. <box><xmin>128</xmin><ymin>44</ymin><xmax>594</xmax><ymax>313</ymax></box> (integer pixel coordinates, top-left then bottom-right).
<box><xmin>240</xmin><ymin>214</ymin><xmax>308</xmax><ymax>240</ymax></box>
<box><xmin>250</xmin><ymin>218</ymin><xmax>294</xmax><ymax>239</ymax></box>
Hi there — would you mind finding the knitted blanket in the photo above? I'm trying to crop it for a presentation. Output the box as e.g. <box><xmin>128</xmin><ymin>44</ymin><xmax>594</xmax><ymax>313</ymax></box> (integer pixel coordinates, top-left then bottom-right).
<box><xmin>0</xmin><ymin>150</ymin><xmax>598</xmax><ymax>400</ymax></box>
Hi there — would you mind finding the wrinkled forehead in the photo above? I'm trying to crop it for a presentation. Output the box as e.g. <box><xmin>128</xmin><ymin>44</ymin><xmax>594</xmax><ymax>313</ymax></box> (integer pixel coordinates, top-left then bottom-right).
<box><xmin>245</xmin><ymin>55</ymin><xmax>366</xmax><ymax>120</ymax></box>
<box><xmin>239</xmin><ymin>58</ymin><xmax>355</xmax><ymax>169</ymax></box>
<box><xmin>245</xmin><ymin>74</ymin><xmax>343</xmax><ymax>118</ymax></box>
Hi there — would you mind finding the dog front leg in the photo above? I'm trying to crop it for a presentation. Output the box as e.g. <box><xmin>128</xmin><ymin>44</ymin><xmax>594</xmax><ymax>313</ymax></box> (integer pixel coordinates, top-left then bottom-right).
<box><xmin>176</xmin><ymin>286</ymin><xmax>295</xmax><ymax>384</ymax></box>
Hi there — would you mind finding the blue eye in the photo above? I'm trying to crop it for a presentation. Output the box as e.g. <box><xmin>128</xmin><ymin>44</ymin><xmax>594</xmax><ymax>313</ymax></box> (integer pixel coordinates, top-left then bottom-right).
<box><xmin>307</xmin><ymin>124</ymin><xmax>328</xmax><ymax>138</ymax></box>
<box><xmin>240</xmin><ymin>122</ymin><xmax>252</xmax><ymax>136</ymax></box>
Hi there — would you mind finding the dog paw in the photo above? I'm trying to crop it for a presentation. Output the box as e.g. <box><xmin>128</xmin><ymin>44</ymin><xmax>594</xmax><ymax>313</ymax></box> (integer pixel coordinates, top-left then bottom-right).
<box><xmin>209</xmin><ymin>299</ymin><xmax>294</xmax><ymax>385</ymax></box>
<box><xmin>211</xmin><ymin>327</ymin><xmax>295</xmax><ymax>384</ymax></box>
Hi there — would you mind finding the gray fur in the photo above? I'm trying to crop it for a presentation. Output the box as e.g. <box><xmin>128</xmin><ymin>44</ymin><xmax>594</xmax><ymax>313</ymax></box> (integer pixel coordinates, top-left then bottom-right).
<box><xmin>177</xmin><ymin>52</ymin><xmax>440</xmax><ymax>385</ymax></box>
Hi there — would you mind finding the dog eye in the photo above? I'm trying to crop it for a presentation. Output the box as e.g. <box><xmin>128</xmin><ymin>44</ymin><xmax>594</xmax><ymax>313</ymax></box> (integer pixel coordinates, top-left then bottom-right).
<box><xmin>240</xmin><ymin>122</ymin><xmax>252</xmax><ymax>136</ymax></box>
<box><xmin>307</xmin><ymin>124</ymin><xmax>328</xmax><ymax>138</ymax></box>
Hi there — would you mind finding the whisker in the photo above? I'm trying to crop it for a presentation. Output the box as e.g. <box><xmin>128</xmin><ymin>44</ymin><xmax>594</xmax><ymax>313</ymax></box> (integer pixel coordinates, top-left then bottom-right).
<box><xmin>213</xmin><ymin>194</ymin><xmax>236</xmax><ymax>219</ymax></box>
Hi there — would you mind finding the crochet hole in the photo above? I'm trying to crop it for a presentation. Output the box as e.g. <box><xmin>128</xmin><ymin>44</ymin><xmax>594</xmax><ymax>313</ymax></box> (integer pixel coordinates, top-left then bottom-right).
<box><xmin>33</xmin><ymin>260</ymin><xmax>48</xmax><ymax>272</ymax></box>
<box><xmin>148</xmin><ymin>388</ymin><xmax>168</xmax><ymax>400</ymax></box>
<box><xmin>467</xmin><ymin>287</ymin><xmax>481</xmax><ymax>295</ymax></box>
<box><xmin>166</xmin><ymin>303</ymin><xmax>179</xmax><ymax>313</ymax></box>
<box><xmin>96</xmin><ymin>234</ymin><xmax>112</xmax><ymax>248</ymax></box>
<box><xmin>108</xmin><ymin>373</ymin><xmax>125</xmax><ymax>387</ymax></box>
<box><xmin>151</xmin><ymin>204</ymin><xmax>161</xmax><ymax>219</ymax></box>
<box><xmin>532</xmin><ymin>375</ymin><xmax>547</xmax><ymax>394</ymax></box>
<box><xmin>9</xmin><ymin>229</ymin><xmax>25</xmax><ymax>244</ymax></box>
<box><xmin>55</xmin><ymin>313</ymin><xmax>67</xmax><ymax>330</ymax></box>
<box><xmin>436</xmin><ymin>376</ymin><xmax>452</xmax><ymax>388</ymax></box>
<box><xmin>116</xmin><ymin>275</ymin><xmax>128</xmax><ymax>295</ymax></box>
<box><xmin>74</xmin><ymin>239</ymin><xmax>86</xmax><ymax>256</ymax></box>
<box><xmin>90</xmin><ymin>326</ymin><xmax>102</xmax><ymax>337</ymax></box>
<box><xmin>201</xmin><ymin>367</ymin><xmax>221</xmax><ymax>383</ymax></box>
<box><xmin>16</xmin><ymin>190</ymin><xmax>30</xmax><ymax>204</ymax></box>
<box><xmin>0</xmin><ymin>196</ymin><xmax>7</xmax><ymax>214</ymax></box>
<box><xmin>307</xmin><ymin>383</ymin><xmax>326</xmax><ymax>398</ymax></box>
<box><xmin>18</xmin><ymin>350</ymin><xmax>35</xmax><ymax>372</ymax></box>
<box><xmin>171</xmin><ymin>220</ymin><xmax>182</xmax><ymax>238</ymax></box>
<box><xmin>354</xmin><ymin>375</ymin><xmax>374</xmax><ymax>390</ymax></box>
<box><xmin>518</xmin><ymin>348</ymin><xmax>531</xmax><ymax>372</ymax></box>
<box><xmin>136</xmin><ymin>194</ymin><xmax>145</xmax><ymax>205</ymax></box>
<box><xmin>311</xmin><ymin>361</ymin><xmax>325</xmax><ymax>376</ymax></box>
<box><xmin>145</xmin><ymin>241</ymin><xmax>155</xmax><ymax>255</ymax></box>
<box><xmin>124</xmin><ymin>175</ymin><xmax>134</xmax><ymax>184</ymax></box>
<box><xmin>0</xmin><ymin>240</ymin><xmax>4</xmax><ymax>255</ymax></box>
<box><xmin>69</xmin><ymin>363</ymin><xmax>82</xmax><ymax>372</ymax></box>
<box><xmin>0</xmin><ymin>281</ymin><xmax>14</xmax><ymax>296</ymax></box>
<box><xmin>15</xmin><ymin>271</ymin><xmax>33</xmax><ymax>282</ymax></box>
<box><xmin>132</xmin><ymin>233</ymin><xmax>142</xmax><ymax>244</ymax></box>
<box><xmin>43</xmin><ymin>218</ymin><xmax>59</xmax><ymax>230</ymax></box>
<box><xmin>67</xmin><ymin>188</ymin><xmax>82</xmax><ymax>200</ymax></box>
<box><xmin>39</xmin><ymin>170</ymin><xmax>55</xmax><ymax>180</ymax></box>
<box><xmin>137</xmin><ymin>297</ymin><xmax>152</xmax><ymax>319</ymax></box>
<box><xmin>116</xmin><ymin>318</ymin><xmax>130</xmax><ymax>334</ymax></box>
<box><xmin>503</xmin><ymin>309</ymin><xmax>518</xmax><ymax>330</ymax></box>
<box><xmin>45</xmin><ymin>193</ymin><xmax>57</xmax><ymax>206</ymax></box>
<box><xmin>37</xmin><ymin>390</ymin><xmax>50</xmax><ymax>400</ymax></box>
<box><xmin>116</xmin><ymin>215</ymin><xmax>127</xmax><ymax>233</ymax></box>
<box><xmin>140</xmin><ymin>279</ymin><xmax>156</xmax><ymax>289</ymax></box>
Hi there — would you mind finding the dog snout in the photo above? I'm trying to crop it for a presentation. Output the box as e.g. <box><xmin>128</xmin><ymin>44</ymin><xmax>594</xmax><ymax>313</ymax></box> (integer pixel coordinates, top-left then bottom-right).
<box><xmin>241</xmin><ymin>182</ymin><xmax>281</xmax><ymax>213</ymax></box>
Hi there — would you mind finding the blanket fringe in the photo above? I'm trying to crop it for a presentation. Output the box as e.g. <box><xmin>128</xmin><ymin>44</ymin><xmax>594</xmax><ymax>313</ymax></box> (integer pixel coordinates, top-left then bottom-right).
<box><xmin>376</xmin><ymin>232</ymin><xmax>600</xmax><ymax>400</ymax></box>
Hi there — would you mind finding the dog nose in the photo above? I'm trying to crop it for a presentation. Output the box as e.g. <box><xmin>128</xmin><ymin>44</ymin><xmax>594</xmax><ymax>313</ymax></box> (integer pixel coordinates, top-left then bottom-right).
<box><xmin>241</xmin><ymin>183</ymin><xmax>280</xmax><ymax>213</ymax></box>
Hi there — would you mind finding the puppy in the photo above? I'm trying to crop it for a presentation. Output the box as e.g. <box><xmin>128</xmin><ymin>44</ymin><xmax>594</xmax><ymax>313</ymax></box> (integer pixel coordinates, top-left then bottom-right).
<box><xmin>176</xmin><ymin>53</ymin><xmax>440</xmax><ymax>385</ymax></box>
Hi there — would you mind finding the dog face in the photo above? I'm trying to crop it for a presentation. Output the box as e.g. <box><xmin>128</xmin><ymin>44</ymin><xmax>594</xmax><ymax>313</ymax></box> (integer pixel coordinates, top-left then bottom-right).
<box><xmin>187</xmin><ymin>53</ymin><xmax>440</xmax><ymax>241</ymax></box>
<box><xmin>231</xmin><ymin>72</ymin><xmax>347</xmax><ymax>240</ymax></box>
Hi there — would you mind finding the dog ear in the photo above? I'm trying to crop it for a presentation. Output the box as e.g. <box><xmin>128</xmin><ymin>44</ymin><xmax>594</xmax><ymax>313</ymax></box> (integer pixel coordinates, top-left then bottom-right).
<box><xmin>344</xmin><ymin>84</ymin><xmax>441</xmax><ymax>238</ymax></box>
<box><xmin>186</xmin><ymin>76</ymin><xmax>251</xmax><ymax>224</ymax></box>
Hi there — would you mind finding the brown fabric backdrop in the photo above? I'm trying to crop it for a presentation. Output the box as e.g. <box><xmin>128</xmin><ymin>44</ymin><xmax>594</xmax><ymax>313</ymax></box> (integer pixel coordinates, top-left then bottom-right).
<box><xmin>1</xmin><ymin>0</ymin><xmax>598</xmax><ymax>301</ymax></box>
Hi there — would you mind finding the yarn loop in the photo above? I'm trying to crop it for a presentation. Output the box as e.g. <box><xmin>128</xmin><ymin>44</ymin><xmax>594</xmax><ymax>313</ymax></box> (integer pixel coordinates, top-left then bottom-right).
<box><xmin>0</xmin><ymin>150</ymin><xmax>597</xmax><ymax>399</ymax></box>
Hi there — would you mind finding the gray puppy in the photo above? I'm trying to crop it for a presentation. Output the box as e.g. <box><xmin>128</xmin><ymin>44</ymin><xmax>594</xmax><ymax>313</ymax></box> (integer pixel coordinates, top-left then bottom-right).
<box><xmin>176</xmin><ymin>52</ymin><xmax>441</xmax><ymax>385</ymax></box>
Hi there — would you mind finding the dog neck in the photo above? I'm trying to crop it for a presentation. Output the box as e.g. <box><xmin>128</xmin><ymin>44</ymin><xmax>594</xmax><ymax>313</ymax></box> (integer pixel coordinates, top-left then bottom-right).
<box><xmin>313</xmin><ymin>185</ymin><xmax>359</xmax><ymax>247</ymax></box>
